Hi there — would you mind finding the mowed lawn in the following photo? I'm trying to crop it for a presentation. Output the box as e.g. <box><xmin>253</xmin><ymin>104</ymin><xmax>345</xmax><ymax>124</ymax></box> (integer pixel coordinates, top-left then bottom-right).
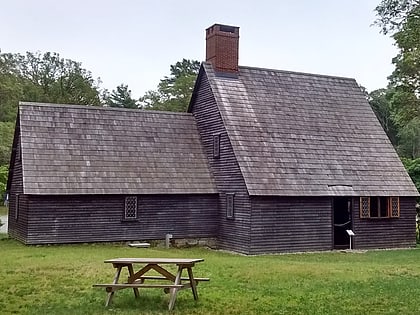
<box><xmin>1</xmin><ymin>236</ymin><xmax>420</xmax><ymax>315</ymax></box>
<box><xmin>0</xmin><ymin>205</ymin><xmax>7</xmax><ymax>215</ymax></box>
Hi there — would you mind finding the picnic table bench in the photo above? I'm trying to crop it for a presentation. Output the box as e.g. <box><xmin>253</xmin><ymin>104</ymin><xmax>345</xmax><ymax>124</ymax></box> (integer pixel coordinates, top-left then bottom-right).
<box><xmin>93</xmin><ymin>258</ymin><xmax>209</xmax><ymax>311</ymax></box>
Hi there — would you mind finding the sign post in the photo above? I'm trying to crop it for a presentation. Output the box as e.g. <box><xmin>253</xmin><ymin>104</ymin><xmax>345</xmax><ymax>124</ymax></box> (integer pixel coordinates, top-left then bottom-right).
<box><xmin>346</xmin><ymin>230</ymin><xmax>355</xmax><ymax>250</ymax></box>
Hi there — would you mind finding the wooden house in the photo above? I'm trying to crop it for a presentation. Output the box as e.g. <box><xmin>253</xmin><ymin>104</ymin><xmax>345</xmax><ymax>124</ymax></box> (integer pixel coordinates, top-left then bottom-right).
<box><xmin>6</xmin><ymin>24</ymin><xmax>419</xmax><ymax>254</ymax></box>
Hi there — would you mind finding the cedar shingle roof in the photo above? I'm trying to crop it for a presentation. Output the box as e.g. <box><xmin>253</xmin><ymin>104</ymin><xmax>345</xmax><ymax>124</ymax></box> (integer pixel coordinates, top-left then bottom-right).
<box><xmin>203</xmin><ymin>63</ymin><xmax>419</xmax><ymax>196</ymax></box>
<box><xmin>19</xmin><ymin>102</ymin><xmax>217</xmax><ymax>195</ymax></box>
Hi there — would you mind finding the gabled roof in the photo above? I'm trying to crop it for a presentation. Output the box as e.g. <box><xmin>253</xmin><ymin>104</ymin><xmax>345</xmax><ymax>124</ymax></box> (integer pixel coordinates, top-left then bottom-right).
<box><xmin>17</xmin><ymin>102</ymin><xmax>217</xmax><ymax>195</ymax></box>
<box><xmin>201</xmin><ymin>62</ymin><xmax>419</xmax><ymax>196</ymax></box>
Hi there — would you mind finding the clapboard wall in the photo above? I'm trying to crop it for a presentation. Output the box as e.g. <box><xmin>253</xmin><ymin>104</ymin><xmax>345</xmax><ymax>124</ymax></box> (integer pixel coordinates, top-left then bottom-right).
<box><xmin>250</xmin><ymin>196</ymin><xmax>333</xmax><ymax>254</ymax></box>
<box><xmin>352</xmin><ymin>196</ymin><xmax>416</xmax><ymax>249</ymax></box>
<box><xmin>7</xmin><ymin>134</ymin><xmax>29</xmax><ymax>243</ymax></box>
<box><xmin>190</xmin><ymin>71</ymin><xmax>252</xmax><ymax>254</ymax></box>
<box><xmin>22</xmin><ymin>194</ymin><xmax>218</xmax><ymax>244</ymax></box>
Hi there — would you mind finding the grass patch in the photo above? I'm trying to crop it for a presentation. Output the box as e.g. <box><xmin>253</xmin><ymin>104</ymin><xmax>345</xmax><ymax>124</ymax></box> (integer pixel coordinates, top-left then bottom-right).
<box><xmin>0</xmin><ymin>205</ymin><xmax>7</xmax><ymax>215</ymax></box>
<box><xmin>1</xmin><ymin>239</ymin><xmax>420</xmax><ymax>314</ymax></box>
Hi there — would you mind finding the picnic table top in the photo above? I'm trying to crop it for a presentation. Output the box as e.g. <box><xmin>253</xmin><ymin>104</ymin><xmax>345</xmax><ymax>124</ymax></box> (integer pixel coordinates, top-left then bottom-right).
<box><xmin>104</xmin><ymin>258</ymin><xmax>204</xmax><ymax>265</ymax></box>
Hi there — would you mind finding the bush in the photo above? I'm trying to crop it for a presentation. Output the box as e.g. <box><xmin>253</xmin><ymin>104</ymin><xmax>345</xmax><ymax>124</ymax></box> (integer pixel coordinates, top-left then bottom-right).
<box><xmin>0</xmin><ymin>164</ymin><xmax>8</xmax><ymax>203</ymax></box>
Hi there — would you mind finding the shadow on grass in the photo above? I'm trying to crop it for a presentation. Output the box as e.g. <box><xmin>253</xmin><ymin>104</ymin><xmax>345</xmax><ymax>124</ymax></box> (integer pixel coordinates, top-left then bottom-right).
<box><xmin>23</xmin><ymin>289</ymin><xmax>205</xmax><ymax>315</ymax></box>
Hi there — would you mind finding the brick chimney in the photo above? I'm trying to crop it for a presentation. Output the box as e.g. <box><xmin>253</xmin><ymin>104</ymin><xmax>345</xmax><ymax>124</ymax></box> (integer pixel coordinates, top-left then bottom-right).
<box><xmin>206</xmin><ymin>24</ymin><xmax>239</xmax><ymax>73</ymax></box>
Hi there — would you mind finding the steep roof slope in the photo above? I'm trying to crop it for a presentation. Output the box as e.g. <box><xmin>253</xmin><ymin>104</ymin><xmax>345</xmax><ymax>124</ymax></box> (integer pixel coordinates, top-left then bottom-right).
<box><xmin>202</xmin><ymin>62</ymin><xmax>418</xmax><ymax>196</ymax></box>
<box><xmin>17</xmin><ymin>102</ymin><xmax>217</xmax><ymax>195</ymax></box>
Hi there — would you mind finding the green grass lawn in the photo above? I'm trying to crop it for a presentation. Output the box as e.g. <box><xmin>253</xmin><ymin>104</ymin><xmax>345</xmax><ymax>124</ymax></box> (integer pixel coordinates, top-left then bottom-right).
<box><xmin>0</xmin><ymin>205</ymin><xmax>8</xmax><ymax>215</ymax></box>
<box><xmin>1</xmin><ymin>237</ymin><xmax>420</xmax><ymax>315</ymax></box>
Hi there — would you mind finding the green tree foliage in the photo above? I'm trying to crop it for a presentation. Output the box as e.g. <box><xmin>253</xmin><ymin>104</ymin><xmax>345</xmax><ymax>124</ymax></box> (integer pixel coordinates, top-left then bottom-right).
<box><xmin>375</xmin><ymin>1</ymin><xmax>420</xmax><ymax>159</ymax></box>
<box><xmin>402</xmin><ymin>157</ymin><xmax>420</xmax><ymax>190</ymax></box>
<box><xmin>0</xmin><ymin>51</ymin><xmax>103</xmax><ymax>201</ymax></box>
<box><xmin>0</xmin><ymin>164</ymin><xmax>8</xmax><ymax>203</ymax></box>
<box><xmin>140</xmin><ymin>59</ymin><xmax>200</xmax><ymax>112</ymax></box>
<box><xmin>1</xmin><ymin>51</ymin><xmax>102</xmax><ymax>106</ymax></box>
<box><xmin>368</xmin><ymin>88</ymin><xmax>399</xmax><ymax>145</ymax></box>
<box><xmin>375</xmin><ymin>1</ymin><xmax>420</xmax><ymax>191</ymax></box>
<box><xmin>375</xmin><ymin>0</ymin><xmax>420</xmax><ymax>34</ymax></box>
<box><xmin>106</xmin><ymin>84</ymin><xmax>138</xmax><ymax>109</ymax></box>
<box><xmin>0</xmin><ymin>122</ymin><xmax>14</xmax><ymax>166</ymax></box>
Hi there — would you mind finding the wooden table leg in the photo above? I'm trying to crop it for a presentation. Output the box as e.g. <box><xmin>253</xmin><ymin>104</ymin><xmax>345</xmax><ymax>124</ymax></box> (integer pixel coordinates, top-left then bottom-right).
<box><xmin>105</xmin><ymin>266</ymin><xmax>122</xmax><ymax>307</ymax></box>
<box><xmin>187</xmin><ymin>267</ymin><xmax>199</xmax><ymax>300</ymax></box>
<box><xmin>127</xmin><ymin>264</ymin><xmax>140</xmax><ymax>298</ymax></box>
<box><xmin>168</xmin><ymin>265</ymin><xmax>183</xmax><ymax>311</ymax></box>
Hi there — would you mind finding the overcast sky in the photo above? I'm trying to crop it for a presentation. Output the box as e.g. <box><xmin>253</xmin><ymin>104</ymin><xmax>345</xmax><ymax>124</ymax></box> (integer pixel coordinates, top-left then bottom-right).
<box><xmin>1</xmin><ymin>0</ymin><xmax>396</xmax><ymax>98</ymax></box>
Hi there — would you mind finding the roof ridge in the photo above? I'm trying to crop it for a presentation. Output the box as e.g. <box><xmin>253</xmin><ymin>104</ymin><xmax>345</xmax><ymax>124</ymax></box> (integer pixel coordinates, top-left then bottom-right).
<box><xmin>237</xmin><ymin>65</ymin><xmax>357</xmax><ymax>82</ymax></box>
<box><xmin>19</xmin><ymin>102</ymin><xmax>193</xmax><ymax>116</ymax></box>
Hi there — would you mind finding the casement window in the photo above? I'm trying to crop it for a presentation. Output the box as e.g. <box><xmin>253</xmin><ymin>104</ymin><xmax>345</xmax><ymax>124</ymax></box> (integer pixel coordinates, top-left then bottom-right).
<box><xmin>359</xmin><ymin>197</ymin><xmax>399</xmax><ymax>218</ymax></box>
<box><xmin>226</xmin><ymin>193</ymin><xmax>235</xmax><ymax>219</ymax></box>
<box><xmin>124</xmin><ymin>196</ymin><xmax>138</xmax><ymax>220</ymax></box>
<box><xmin>213</xmin><ymin>134</ymin><xmax>221</xmax><ymax>158</ymax></box>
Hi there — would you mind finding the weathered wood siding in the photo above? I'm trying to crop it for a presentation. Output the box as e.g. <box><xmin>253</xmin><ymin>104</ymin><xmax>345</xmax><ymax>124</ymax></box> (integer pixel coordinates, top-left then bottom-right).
<box><xmin>24</xmin><ymin>194</ymin><xmax>218</xmax><ymax>244</ymax></box>
<box><xmin>7</xmin><ymin>135</ymin><xmax>29</xmax><ymax>243</ymax></box>
<box><xmin>190</xmin><ymin>72</ymin><xmax>252</xmax><ymax>254</ymax></box>
<box><xmin>249</xmin><ymin>196</ymin><xmax>333</xmax><ymax>254</ymax></box>
<box><xmin>352</xmin><ymin>197</ymin><xmax>416</xmax><ymax>249</ymax></box>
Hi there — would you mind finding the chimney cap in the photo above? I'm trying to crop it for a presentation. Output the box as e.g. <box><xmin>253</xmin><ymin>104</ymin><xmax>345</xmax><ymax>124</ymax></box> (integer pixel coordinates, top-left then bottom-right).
<box><xmin>206</xmin><ymin>24</ymin><xmax>239</xmax><ymax>35</ymax></box>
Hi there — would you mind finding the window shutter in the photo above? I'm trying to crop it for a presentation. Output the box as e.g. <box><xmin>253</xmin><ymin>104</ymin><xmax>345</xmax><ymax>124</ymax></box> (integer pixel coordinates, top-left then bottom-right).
<box><xmin>360</xmin><ymin>197</ymin><xmax>370</xmax><ymax>218</ymax></box>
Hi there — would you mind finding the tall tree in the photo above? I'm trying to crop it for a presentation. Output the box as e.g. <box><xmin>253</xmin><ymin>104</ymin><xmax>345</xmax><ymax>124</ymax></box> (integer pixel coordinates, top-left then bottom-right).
<box><xmin>375</xmin><ymin>0</ymin><xmax>420</xmax><ymax>158</ymax></box>
<box><xmin>0</xmin><ymin>51</ymin><xmax>104</xmax><ymax>202</ymax></box>
<box><xmin>140</xmin><ymin>59</ymin><xmax>200</xmax><ymax>112</ymax></box>
<box><xmin>106</xmin><ymin>84</ymin><xmax>138</xmax><ymax>109</ymax></box>
<box><xmin>0</xmin><ymin>51</ymin><xmax>102</xmax><ymax>109</ymax></box>
<box><xmin>368</xmin><ymin>88</ymin><xmax>399</xmax><ymax>145</ymax></box>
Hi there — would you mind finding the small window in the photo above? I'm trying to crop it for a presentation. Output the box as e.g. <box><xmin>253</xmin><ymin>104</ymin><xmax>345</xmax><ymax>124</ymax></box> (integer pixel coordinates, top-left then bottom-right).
<box><xmin>390</xmin><ymin>197</ymin><xmax>400</xmax><ymax>217</ymax></box>
<box><xmin>213</xmin><ymin>134</ymin><xmax>220</xmax><ymax>158</ymax></box>
<box><xmin>359</xmin><ymin>197</ymin><xmax>399</xmax><ymax>218</ymax></box>
<box><xmin>15</xmin><ymin>193</ymin><xmax>20</xmax><ymax>221</ymax></box>
<box><xmin>15</xmin><ymin>145</ymin><xmax>21</xmax><ymax>162</ymax></box>
<box><xmin>226</xmin><ymin>193</ymin><xmax>234</xmax><ymax>219</ymax></box>
<box><xmin>124</xmin><ymin>196</ymin><xmax>138</xmax><ymax>220</ymax></box>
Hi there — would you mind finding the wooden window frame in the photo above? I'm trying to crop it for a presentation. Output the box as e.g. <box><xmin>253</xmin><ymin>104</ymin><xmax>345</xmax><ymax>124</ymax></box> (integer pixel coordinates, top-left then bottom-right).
<box><xmin>15</xmin><ymin>193</ymin><xmax>20</xmax><ymax>221</ymax></box>
<box><xmin>226</xmin><ymin>193</ymin><xmax>235</xmax><ymax>219</ymax></box>
<box><xmin>389</xmin><ymin>197</ymin><xmax>400</xmax><ymax>218</ymax></box>
<box><xmin>213</xmin><ymin>134</ymin><xmax>221</xmax><ymax>159</ymax></box>
<box><xmin>359</xmin><ymin>197</ymin><xmax>400</xmax><ymax>218</ymax></box>
<box><xmin>124</xmin><ymin>196</ymin><xmax>138</xmax><ymax>221</ymax></box>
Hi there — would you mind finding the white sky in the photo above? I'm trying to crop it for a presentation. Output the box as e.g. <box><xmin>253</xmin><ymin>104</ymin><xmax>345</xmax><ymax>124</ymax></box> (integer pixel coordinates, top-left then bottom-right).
<box><xmin>0</xmin><ymin>0</ymin><xmax>396</xmax><ymax>98</ymax></box>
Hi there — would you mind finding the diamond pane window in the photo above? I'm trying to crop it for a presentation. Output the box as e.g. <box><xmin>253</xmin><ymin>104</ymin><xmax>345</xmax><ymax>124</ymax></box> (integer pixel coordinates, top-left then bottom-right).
<box><xmin>124</xmin><ymin>196</ymin><xmax>138</xmax><ymax>220</ymax></box>
<box><xmin>359</xmin><ymin>197</ymin><xmax>400</xmax><ymax>219</ymax></box>
<box><xmin>360</xmin><ymin>197</ymin><xmax>370</xmax><ymax>218</ymax></box>
<box><xmin>390</xmin><ymin>197</ymin><xmax>400</xmax><ymax>218</ymax></box>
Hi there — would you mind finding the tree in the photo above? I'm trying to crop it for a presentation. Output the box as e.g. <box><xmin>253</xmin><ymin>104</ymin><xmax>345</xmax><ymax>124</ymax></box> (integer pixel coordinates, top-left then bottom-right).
<box><xmin>402</xmin><ymin>157</ymin><xmax>420</xmax><ymax>190</ymax></box>
<box><xmin>106</xmin><ymin>84</ymin><xmax>138</xmax><ymax>109</ymax></box>
<box><xmin>374</xmin><ymin>0</ymin><xmax>420</xmax><ymax>34</ymax></box>
<box><xmin>140</xmin><ymin>59</ymin><xmax>200</xmax><ymax>112</ymax></box>
<box><xmin>0</xmin><ymin>51</ymin><xmax>104</xmax><ymax>200</ymax></box>
<box><xmin>0</xmin><ymin>51</ymin><xmax>102</xmax><ymax>108</ymax></box>
<box><xmin>375</xmin><ymin>0</ymin><xmax>420</xmax><ymax>158</ymax></box>
<box><xmin>0</xmin><ymin>122</ymin><xmax>14</xmax><ymax>166</ymax></box>
<box><xmin>368</xmin><ymin>88</ymin><xmax>399</xmax><ymax>145</ymax></box>
<box><xmin>0</xmin><ymin>164</ymin><xmax>8</xmax><ymax>203</ymax></box>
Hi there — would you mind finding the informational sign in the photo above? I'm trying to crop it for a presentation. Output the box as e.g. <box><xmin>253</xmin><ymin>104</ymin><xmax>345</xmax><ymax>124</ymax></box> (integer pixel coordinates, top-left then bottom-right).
<box><xmin>346</xmin><ymin>229</ymin><xmax>355</xmax><ymax>236</ymax></box>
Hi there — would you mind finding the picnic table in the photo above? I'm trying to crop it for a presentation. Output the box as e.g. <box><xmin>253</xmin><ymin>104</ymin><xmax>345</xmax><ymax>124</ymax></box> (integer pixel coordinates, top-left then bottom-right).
<box><xmin>93</xmin><ymin>258</ymin><xmax>209</xmax><ymax>311</ymax></box>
